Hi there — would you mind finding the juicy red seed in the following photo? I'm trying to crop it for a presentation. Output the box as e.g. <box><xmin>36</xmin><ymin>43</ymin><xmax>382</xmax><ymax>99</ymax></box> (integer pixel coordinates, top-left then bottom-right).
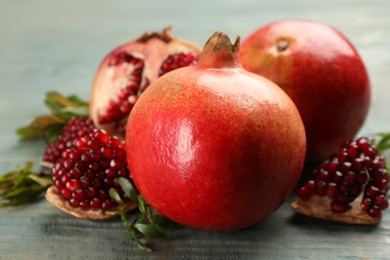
<box><xmin>297</xmin><ymin>187</ymin><xmax>311</xmax><ymax>201</ymax></box>
<box><xmin>361</xmin><ymin>198</ymin><xmax>372</xmax><ymax>211</ymax></box>
<box><xmin>344</xmin><ymin>171</ymin><xmax>356</xmax><ymax>184</ymax></box>
<box><xmin>86</xmin><ymin>187</ymin><xmax>97</xmax><ymax>198</ymax></box>
<box><xmin>66</xmin><ymin>179</ymin><xmax>81</xmax><ymax>191</ymax></box>
<box><xmin>366</xmin><ymin>186</ymin><xmax>380</xmax><ymax>198</ymax></box>
<box><xmin>70</xmin><ymin>168</ymin><xmax>82</xmax><ymax>179</ymax></box>
<box><xmin>73</xmin><ymin>189</ymin><xmax>86</xmax><ymax>201</ymax></box>
<box><xmin>356</xmin><ymin>171</ymin><xmax>368</xmax><ymax>184</ymax></box>
<box><xmin>90</xmin><ymin>198</ymin><xmax>102</xmax><ymax>209</ymax></box>
<box><xmin>101</xmin><ymin>146</ymin><xmax>113</xmax><ymax>159</ymax></box>
<box><xmin>325</xmin><ymin>160</ymin><xmax>338</xmax><ymax>174</ymax></box>
<box><xmin>339</xmin><ymin>162</ymin><xmax>352</xmax><ymax>172</ymax></box>
<box><xmin>70</xmin><ymin>198</ymin><xmax>80</xmax><ymax>207</ymax></box>
<box><xmin>331</xmin><ymin>200</ymin><xmax>350</xmax><ymax>213</ymax></box>
<box><xmin>61</xmin><ymin>188</ymin><xmax>72</xmax><ymax>200</ymax></box>
<box><xmin>338</xmin><ymin>181</ymin><xmax>350</xmax><ymax>193</ymax></box>
<box><xmin>331</xmin><ymin>171</ymin><xmax>344</xmax><ymax>183</ymax></box>
<box><xmin>315</xmin><ymin>181</ymin><xmax>327</xmax><ymax>196</ymax></box>
<box><xmin>368</xmin><ymin>205</ymin><xmax>381</xmax><ymax>218</ymax></box>
<box><xmin>158</xmin><ymin>52</ymin><xmax>198</xmax><ymax>77</ymax></box>
<box><xmin>325</xmin><ymin>182</ymin><xmax>338</xmax><ymax>199</ymax></box>
<box><xmin>102</xmin><ymin>200</ymin><xmax>113</xmax><ymax>211</ymax></box>
<box><xmin>316</xmin><ymin>170</ymin><xmax>329</xmax><ymax>182</ymax></box>
<box><xmin>352</xmin><ymin>158</ymin><xmax>364</xmax><ymax>171</ymax></box>
<box><xmin>347</xmin><ymin>147</ymin><xmax>359</xmax><ymax>159</ymax></box>
<box><xmin>80</xmin><ymin>200</ymin><xmax>91</xmax><ymax>210</ymax></box>
<box><xmin>374</xmin><ymin>195</ymin><xmax>389</xmax><ymax>209</ymax></box>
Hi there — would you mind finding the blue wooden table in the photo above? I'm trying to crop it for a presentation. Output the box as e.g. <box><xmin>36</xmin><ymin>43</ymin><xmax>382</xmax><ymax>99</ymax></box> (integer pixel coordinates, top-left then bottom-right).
<box><xmin>1</xmin><ymin>0</ymin><xmax>390</xmax><ymax>258</ymax></box>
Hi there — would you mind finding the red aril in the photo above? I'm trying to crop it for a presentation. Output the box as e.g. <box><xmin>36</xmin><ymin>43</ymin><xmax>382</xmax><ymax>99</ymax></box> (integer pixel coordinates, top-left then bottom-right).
<box><xmin>239</xmin><ymin>19</ymin><xmax>370</xmax><ymax>162</ymax></box>
<box><xmin>89</xmin><ymin>27</ymin><xmax>201</xmax><ymax>138</ymax></box>
<box><xmin>126</xmin><ymin>32</ymin><xmax>306</xmax><ymax>231</ymax></box>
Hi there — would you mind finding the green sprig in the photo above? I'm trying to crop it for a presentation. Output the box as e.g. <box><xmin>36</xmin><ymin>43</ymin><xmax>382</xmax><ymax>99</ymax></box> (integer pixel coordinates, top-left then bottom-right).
<box><xmin>0</xmin><ymin>162</ymin><xmax>52</xmax><ymax>207</ymax></box>
<box><xmin>16</xmin><ymin>91</ymin><xmax>89</xmax><ymax>143</ymax></box>
<box><xmin>109</xmin><ymin>177</ymin><xmax>176</xmax><ymax>252</ymax></box>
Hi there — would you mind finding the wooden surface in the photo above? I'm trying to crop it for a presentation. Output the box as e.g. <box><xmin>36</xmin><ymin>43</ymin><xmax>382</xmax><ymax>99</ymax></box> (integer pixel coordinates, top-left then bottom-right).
<box><xmin>1</xmin><ymin>0</ymin><xmax>390</xmax><ymax>259</ymax></box>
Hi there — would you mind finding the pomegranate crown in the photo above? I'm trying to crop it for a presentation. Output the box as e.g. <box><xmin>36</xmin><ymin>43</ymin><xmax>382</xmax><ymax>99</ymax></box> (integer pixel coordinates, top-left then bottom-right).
<box><xmin>198</xmin><ymin>32</ymin><xmax>241</xmax><ymax>69</ymax></box>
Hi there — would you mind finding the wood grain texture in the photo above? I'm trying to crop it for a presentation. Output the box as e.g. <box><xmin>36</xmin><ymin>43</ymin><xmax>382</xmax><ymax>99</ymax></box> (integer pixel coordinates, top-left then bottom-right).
<box><xmin>1</xmin><ymin>0</ymin><xmax>390</xmax><ymax>259</ymax></box>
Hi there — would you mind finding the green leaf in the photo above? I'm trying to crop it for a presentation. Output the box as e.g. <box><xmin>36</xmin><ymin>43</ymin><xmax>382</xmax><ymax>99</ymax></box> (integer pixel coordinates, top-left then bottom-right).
<box><xmin>137</xmin><ymin>195</ymin><xmax>146</xmax><ymax>216</ymax></box>
<box><xmin>0</xmin><ymin>162</ymin><xmax>51</xmax><ymax>207</ymax></box>
<box><xmin>109</xmin><ymin>188</ymin><xmax>123</xmax><ymax>204</ymax></box>
<box><xmin>133</xmin><ymin>223</ymin><xmax>166</xmax><ymax>238</ymax></box>
<box><xmin>118</xmin><ymin>177</ymin><xmax>138</xmax><ymax>201</ymax></box>
<box><xmin>58</xmin><ymin>106</ymin><xmax>89</xmax><ymax>120</ymax></box>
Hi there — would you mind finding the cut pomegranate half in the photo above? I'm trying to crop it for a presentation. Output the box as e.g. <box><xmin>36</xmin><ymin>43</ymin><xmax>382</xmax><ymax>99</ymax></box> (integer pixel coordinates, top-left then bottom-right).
<box><xmin>89</xmin><ymin>27</ymin><xmax>201</xmax><ymax>138</ymax></box>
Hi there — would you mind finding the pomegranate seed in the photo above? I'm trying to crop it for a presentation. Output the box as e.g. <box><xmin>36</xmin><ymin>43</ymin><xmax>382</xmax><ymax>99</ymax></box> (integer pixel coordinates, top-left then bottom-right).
<box><xmin>331</xmin><ymin>200</ymin><xmax>350</xmax><ymax>213</ymax></box>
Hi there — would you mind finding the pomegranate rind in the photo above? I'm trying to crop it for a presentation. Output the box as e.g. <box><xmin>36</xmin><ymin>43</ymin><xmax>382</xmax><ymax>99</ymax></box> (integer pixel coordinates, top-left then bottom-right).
<box><xmin>45</xmin><ymin>186</ymin><xmax>138</xmax><ymax>220</ymax></box>
<box><xmin>291</xmin><ymin>196</ymin><xmax>380</xmax><ymax>224</ymax></box>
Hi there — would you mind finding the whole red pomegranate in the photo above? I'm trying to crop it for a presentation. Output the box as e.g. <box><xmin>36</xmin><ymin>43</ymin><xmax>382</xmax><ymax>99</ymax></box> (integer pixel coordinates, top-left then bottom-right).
<box><xmin>89</xmin><ymin>27</ymin><xmax>201</xmax><ymax>137</ymax></box>
<box><xmin>126</xmin><ymin>32</ymin><xmax>306</xmax><ymax>231</ymax></box>
<box><xmin>239</xmin><ymin>19</ymin><xmax>371</xmax><ymax>162</ymax></box>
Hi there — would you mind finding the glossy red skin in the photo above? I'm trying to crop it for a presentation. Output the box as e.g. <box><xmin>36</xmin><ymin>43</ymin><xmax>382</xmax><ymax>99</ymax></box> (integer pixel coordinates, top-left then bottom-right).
<box><xmin>239</xmin><ymin>19</ymin><xmax>370</xmax><ymax>162</ymax></box>
<box><xmin>126</xmin><ymin>65</ymin><xmax>306</xmax><ymax>231</ymax></box>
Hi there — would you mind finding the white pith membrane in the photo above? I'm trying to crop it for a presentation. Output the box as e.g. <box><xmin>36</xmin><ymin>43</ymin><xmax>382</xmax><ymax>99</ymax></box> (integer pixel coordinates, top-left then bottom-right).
<box><xmin>291</xmin><ymin>166</ymin><xmax>381</xmax><ymax>224</ymax></box>
<box><xmin>46</xmin><ymin>186</ymin><xmax>138</xmax><ymax>220</ymax></box>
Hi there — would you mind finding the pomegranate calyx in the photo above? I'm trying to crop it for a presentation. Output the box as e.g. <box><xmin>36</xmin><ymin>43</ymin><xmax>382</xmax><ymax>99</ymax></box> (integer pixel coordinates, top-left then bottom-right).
<box><xmin>45</xmin><ymin>186</ymin><xmax>138</xmax><ymax>220</ymax></box>
<box><xmin>198</xmin><ymin>32</ymin><xmax>240</xmax><ymax>69</ymax></box>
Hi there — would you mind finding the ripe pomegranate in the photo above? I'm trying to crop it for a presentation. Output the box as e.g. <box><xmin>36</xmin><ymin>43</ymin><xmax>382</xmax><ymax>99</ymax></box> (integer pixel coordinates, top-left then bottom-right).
<box><xmin>239</xmin><ymin>19</ymin><xmax>371</xmax><ymax>162</ymax></box>
<box><xmin>292</xmin><ymin>136</ymin><xmax>389</xmax><ymax>224</ymax></box>
<box><xmin>89</xmin><ymin>27</ymin><xmax>201</xmax><ymax>137</ymax></box>
<box><xmin>126</xmin><ymin>32</ymin><xmax>306</xmax><ymax>231</ymax></box>
<box><xmin>45</xmin><ymin>129</ymin><xmax>137</xmax><ymax>219</ymax></box>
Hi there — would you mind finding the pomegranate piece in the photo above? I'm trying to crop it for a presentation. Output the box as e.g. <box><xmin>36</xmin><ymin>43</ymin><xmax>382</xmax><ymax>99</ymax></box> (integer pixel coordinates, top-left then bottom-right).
<box><xmin>45</xmin><ymin>129</ymin><xmax>137</xmax><ymax>219</ymax></box>
<box><xmin>43</xmin><ymin>117</ymin><xmax>95</xmax><ymax>163</ymax></box>
<box><xmin>89</xmin><ymin>27</ymin><xmax>201</xmax><ymax>138</ymax></box>
<box><xmin>292</xmin><ymin>137</ymin><xmax>389</xmax><ymax>224</ymax></box>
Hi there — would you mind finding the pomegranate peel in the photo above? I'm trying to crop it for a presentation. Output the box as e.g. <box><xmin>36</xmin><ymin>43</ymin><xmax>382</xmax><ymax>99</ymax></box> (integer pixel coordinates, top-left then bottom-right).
<box><xmin>45</xmin><ymin>186</ymin><xmax>137</xmax><ymax>219</ymax></box>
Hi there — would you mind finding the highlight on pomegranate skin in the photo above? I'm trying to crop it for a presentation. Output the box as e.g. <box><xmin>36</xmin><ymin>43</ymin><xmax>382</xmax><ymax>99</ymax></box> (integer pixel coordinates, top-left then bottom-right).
<box><xmin>89</xmin><ymin>27</ymin><xmax>201</xmax><ymax>138</ymax></box>
<box><xmin>292</xmin><ymin>137</ymin><xmax>389</xmax><ymax>224</ymax></box>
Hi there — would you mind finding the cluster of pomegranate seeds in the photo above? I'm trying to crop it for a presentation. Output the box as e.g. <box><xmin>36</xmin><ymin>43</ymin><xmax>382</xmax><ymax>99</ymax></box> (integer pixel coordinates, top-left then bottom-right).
<box><xmin>51</xmin><ymin>129</ymin><xmax>130</xmax><ymax>211</ymax></box>
<box><xmin>98</xmin><ymin>52</ymin><xmax>148</xmax><ymax>126</ymax></box>
<box><xmin>297</xmin><ymin>137</ymin><xmax>389</xmax><ymax>219</ymax></box>
<box><xmin>43</xmin><ymin>117</ymin><xmax>95</xmax><ymax>163</ymax></box>
<box><xmin>158</xmin><ymin>52</ymin><xmax>198</xmax><ymax>77</ymax></box>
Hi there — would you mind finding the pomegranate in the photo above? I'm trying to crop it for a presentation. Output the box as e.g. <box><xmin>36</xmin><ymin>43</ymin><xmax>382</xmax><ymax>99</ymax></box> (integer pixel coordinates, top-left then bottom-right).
<box><xmin>292</xmin><ymin>136</ymin><xmax>389</xmax><ymax>224</ymax></box>
<box><xmin>46</xmin><ymin>129</ymin><xmax>137</xmax><ymax>219</ymax></box>
<box><xmin>126</xmin><ymin>32</ymin><xmax>306</xmax><ymax>231</ymax></box>
<box><xmin>89</xmin><ymin>27</ymin><xmax>201</xmax><ymax>137</ymax></box>
<box><xmin>239</xmin><ymin>19</ymin><xmax>371</xmax><ymax>162</ymax></box>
